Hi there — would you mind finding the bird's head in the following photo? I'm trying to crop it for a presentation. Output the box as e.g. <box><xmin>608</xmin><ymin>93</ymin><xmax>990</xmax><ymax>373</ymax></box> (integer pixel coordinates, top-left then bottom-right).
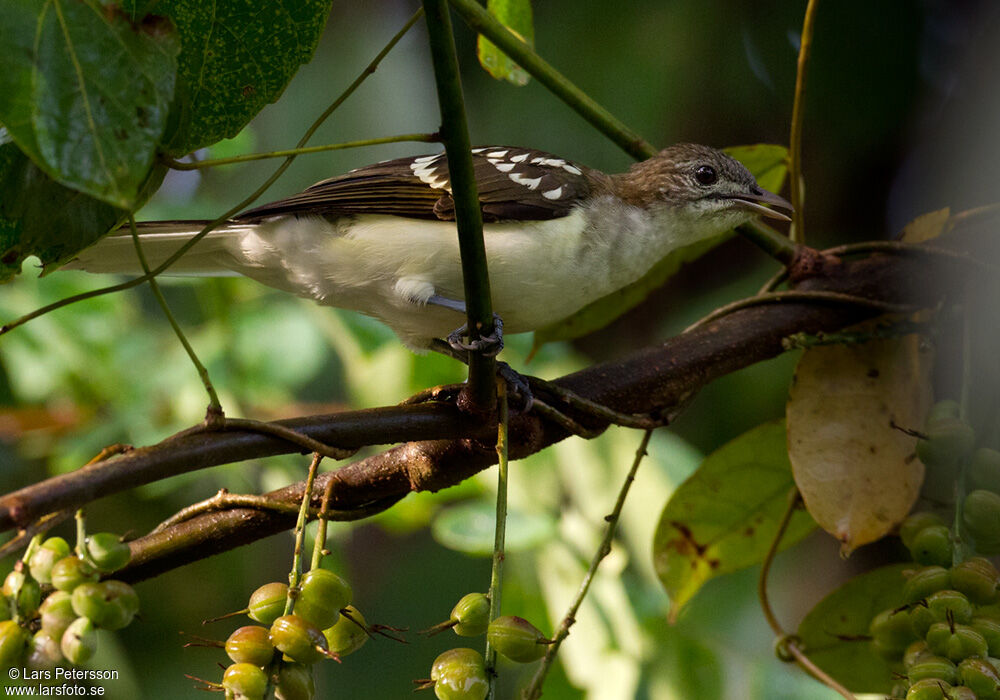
<box><xmin>617</xmin><ymin>143</ymin><xmax>792</xmax><ymax>228</ymax></box>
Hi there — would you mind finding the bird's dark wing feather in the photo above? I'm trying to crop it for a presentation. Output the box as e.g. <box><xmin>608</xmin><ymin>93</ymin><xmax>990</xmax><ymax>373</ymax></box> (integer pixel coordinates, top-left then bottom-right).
<box><xmin>235</xmin><ymin>147</ymin><xmax>596</xmax><ymax>223</ymax></box>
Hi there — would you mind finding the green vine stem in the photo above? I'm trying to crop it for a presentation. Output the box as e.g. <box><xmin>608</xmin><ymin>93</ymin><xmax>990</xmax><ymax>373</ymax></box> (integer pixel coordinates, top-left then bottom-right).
<box><xmin>311</xmin><ymin>477</ymin><xmax>337</xmax><ymax>571</ymax></box>
<box><xmin>284</xmin><ymin>453</ymin><xmax>323</xmax><ymax>616</ymax></box>
<box><xmin>523</xmin><ymin>428</ymin><xmax>653</xmax><ymax>700</ymax></box>
<box><xmin>485</xmin><ymin>381</ymin><xmax>510</xmax><ymax>692</ymax></box>
<box><xmin>788</xmin><ymin>0</ymin><xmax>820</xmax><ymax>243</ymax></box>
<box><xmin>422</xmin><ymin>0</ymin><xmax>497</xmax><ymax>412</ymax></box>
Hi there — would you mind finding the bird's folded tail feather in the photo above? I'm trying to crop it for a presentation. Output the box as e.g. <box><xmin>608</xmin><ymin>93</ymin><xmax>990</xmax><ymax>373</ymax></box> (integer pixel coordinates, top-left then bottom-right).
<box><xmin>61</xmin><ymin>220</ymin><xmax>255</xmax><ymax>277</ymax></box>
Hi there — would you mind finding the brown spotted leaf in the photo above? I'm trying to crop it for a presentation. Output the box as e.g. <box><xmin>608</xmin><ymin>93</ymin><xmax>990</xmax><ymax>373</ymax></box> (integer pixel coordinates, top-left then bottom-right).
<box><xmin>652</xmin><ymin>421</ymin><xmax>815</xmax><ymax>621</ymax></box>
<box><xmin>787</xmin><ymin>333</ymin><xmax>933</xmax><ymax>556</ymax></box>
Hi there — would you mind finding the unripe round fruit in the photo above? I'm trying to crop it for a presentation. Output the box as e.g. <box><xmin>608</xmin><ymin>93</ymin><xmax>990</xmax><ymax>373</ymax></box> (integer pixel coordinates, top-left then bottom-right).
<box><xmin>248</xmin><ymin>582</ymin><xmax>288</xmax><ymax>624</ymax></box>
<box><xmin>917</xmin><ymin>417</ymin><xmax>976</xmax><ymax>467</ymax></box>
<box><xmin>222</xmin><ymin>662</ymin><xmax>268</xmax><ymax>700</ymax></box>
<box><xmin>905</xmin><ymin>566</ymin><xmax>952</xmax><ymax>604</ymax></box>
<box><xmin>71</xmin><ymin>582</ymin><xmax>111</xmax><ymax>623</ymax></box>
<box><xmin>907</xmin><ymin>654</ymin><xmax>958</xmax><ymax>684</ymax></box>
<box><xmin>274</xmin><ymin>662</ymin><xmax>315</xmax><ymax>700</ymax></box>
<box><xmin>487</xmin><ymin>615</ymin><xmax>549</xmax><ymax>663</ymax></box>
<box><xmin>26</xmin><ymin>631</ymin><xmax>62</xmax><ymax>669</ymax></box>
<box><xmin>905</xmin><ymin>640</ymin><xmax>934</xmax><ymax>669</ymax></box>
<box><xmin>901</xmin><ymin>513</ymin><xmax>947</xmax><ymax>550</ymax></box>
<box><xmin>50</xmin><ymin>556</ymin><xmax>99</xmax><ymax>592</ymax></box>
<box><xmin>906</xmin><ymin>678</ymin><xmax>950</xmax><ymax>700</ymax></box>
<box><xmin>28</xmin><ymin>537</ymin><xmax>71</xmax><ymax>583</ymax></box>
<box><xmin>870</xmin><ymin>607</ymin><xmax>918</xmax><ymax>658</ymax></box>
<box><xmin>951</xmin><ymin>557</ymin><xmax>1000</xmax><ymax>605</ymax></box>
<box><xmin>431</xmin><ymin>648</ymin><xmax>488</xmax><ymax>700</ymax></box>
<box><xmin>40</xmin><ymin>591</ymin><xmax>76</xmax><ymax>640</ymax></box>
<box><xmin>910</xmin><ymin>525</ymin><xmax>954</xmax><ymax>568</ymax></box>
<box><xmin>928</xmin><ymin>400</ymin><xmax>961</xmax><ymax>424</ymax></box>
<box><xmin>225</xmin><ymin>625</ymin><xmax>274</xmax><ymax>666</ymax></box>
<box><xmin>86</xmin><ymin>533</ymin><xmax>131</xmax><ymax>573</ymax></box>
<box><xmin>3</xmin><ymin>570</ymin><xmax>41</xmax><ymax>618</ymax></box>
<box><xmin>973</xmin><ymin>617</ymin><xmax>1000</xmax><ymax>656</ymax></box>
<box><xmin>269</xmin><ymin>614</ymin><xmax>328</xmax><ymax>664</ymax></box>
<box><xmin>926</xmin><ymin>621</ymin><xmax>989</xmax><ymax>662</ymax></box>
<box><xmin>927</xmin><ymin>591</ymin><xmax>975</xmax><ymax>625</ymax></box>
<box><xmin>293</xmin><ymin>569</ymin><xmax>352</xmax><ymax>630</ymax></box>
<box><xmin>60</xmin><ymin>617</ymin><xmax>97</xmax><ymax>665</ymax></box>
<box><xmin>101</xmin><ymin>580</ymin><xmax>139</xmax><ymax>617</ymax></box>
<box><xmin>0</xmin><ymin>620</ymin><xmax>29</xmax><ymax>669</ymax></box>
<box><xmin>970</xmin><ymin>448</ymin><xmax>1000</xmax><ymax>494</ymax></box>
<box><xmin>451</xmin><ymin>593</ymin><xmax>490</xmax><ymax>637</ymax></box>
<box><xmin>958</xmin><ymin>656</ymin><xmax>1000</xmax><ymax>697</ymax></box>
<box><xmin>964</xmin><ymin>490</ymin><xmax>1000</xmax><ymax>555</ymax></box>
<box><xmin>322</xmin><ymin>605</ymin><xmax>368</xmax><ymax>657</ymax></box>
<box><xmin>946</xmin><ymin>686</ymin><xmax>978</xmax><ymax>700</ymax></box>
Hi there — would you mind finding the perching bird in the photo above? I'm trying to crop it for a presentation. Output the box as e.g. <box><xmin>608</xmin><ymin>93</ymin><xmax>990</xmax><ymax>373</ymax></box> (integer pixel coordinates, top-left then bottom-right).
<box><xmin>65</xmin><ymin>143</ymin><xmax>792</xmax><ymax>350</ymax></box>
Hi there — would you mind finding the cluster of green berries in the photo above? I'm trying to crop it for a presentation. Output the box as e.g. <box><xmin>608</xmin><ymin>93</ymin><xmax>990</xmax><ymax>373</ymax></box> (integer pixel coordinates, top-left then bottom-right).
<box><xmin>419</xmin><ymin>593</ymin><xmax>551</xmax><ymax>700</ymax></box>
<box><xmin>0</xmin><ymin>534</ymin><xmax>138</xmax><ymax>671</ymax></box>
<box><xmin>219</xmin><ymin>569</ymin><xmax>366</xmax><ymax>700</ymax></box>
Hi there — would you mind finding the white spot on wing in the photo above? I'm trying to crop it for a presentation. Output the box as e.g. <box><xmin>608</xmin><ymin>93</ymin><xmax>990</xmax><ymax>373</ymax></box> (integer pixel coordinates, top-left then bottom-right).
<box><xmin>411</xmin><ymin>154</ymin><xmax>439</xmax><ymax>165</ymax></box>
<box><xmin>561</xmin><ymin>164</ymin><xmax>582</xmax><ymax>175</ymax></box>
<box><xmin>510</xmin><ymin>153</ymin><xmax>529</xmax><ymax>163</ymax></box>
<box><xmin>471</xmin><ymin>147</ymin><xmax>487</xmax><ymax>154</ymax></box>
<box><xmin>487</xmin><ymin>150</ymin><xmax>509</xmax><ymax>158</ymax></box>
<box><xmin>542</xmin><ymin>186</ymin><xmax>564</xmax><ymax>200</ymax></box>
<box><xmin>494</xmin><ymin>162</ymin><xmax>515</xmax><ymax>172</ymax></box>
<box><xmin>510</xmin><ymin>173</ymin><xmax>542</xmax><ymax>190</ymax></box>
<box><xmin>532</xmin><ymin>157</ymin><xmax>567</xmax><ymax>168</ymax></box>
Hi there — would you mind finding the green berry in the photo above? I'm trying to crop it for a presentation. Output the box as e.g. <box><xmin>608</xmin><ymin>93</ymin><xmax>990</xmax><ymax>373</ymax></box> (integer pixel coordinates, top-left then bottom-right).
<box><xmin>958</xmin><ymin>656</ymin><xmax>1000</xmax><ymax>698</ymax></box>
<box><xmin>248</xmin><ymin>582</ymin><xmax>288</xmax><ymax>624</ymax></box>
<box><xmin>908</xmin><ymin>654</ymin><xmax>958</xmax><ymax>684</ymax></box>
<box><xmin>430</xmin><ymin>648</ymin><xmax>488</xmax><ymax>700</ymax></box>
<box><xmin>40</xmin><ymin>591</ymin><xmax>76</xmax><ymax>640</ymax></box>
<box><xmin>451</xmin><ymin>593</ymin><xmax>490</xmax><ymax>637</ymax></box>
<box><xmin>268</xmin><ymin>614</ymin><xmax>328</xmax><ymax>664</ymax></box>
<box><xmin>222</xmin><ymin>662</ymin><xmax>268</xmax><ymax>700</ymax></box>
<box><xmin>910</xmin><ymin>525</ymin><xmax>954</xmax><ymax>567</ymax></box>
<box><xmin>870</xmin><ymin>607</ymin><xmax>918</xmax><ymax>659</ymax></box>
<box><xmin>928</xmin><ymin>591</ymin><xmax>975</xmax><ymax>625</ymax></box>
<box><xmin>94</xmin><ymin>581</ymin><xmax>138</xmax><ymax>631</ymax></box>
<box><xmin>905</xmin><ymin>566</ymin><xmax>953</xmax><ymax>604</ymax></box>
<box><xmin>273</xmin><ymin>662</ymin><xmax>315</xmax><ymax>700</ymax></box>
<box><xmin>906</xmin><ymin>678</ymin><xmax>951</xmax><ymax>700</ymax></box>
<box><xmin>970</xmin><ymin>448</ymin><xmax>1000</xmax><ymax>493</ymax></box>
<box><xmin>50</xmin><ymin>556</ymin><xmax>99</xmax><ymax>592</ymax></box>
<box><xmin>225</xmin><ymin>625</ymin><xmax>274</xmax><ymax>666</ymax></box>
<box><xmin>3</xmin><ymin>570</ymin><xmax>41</xmax><ymax>618</ymax></box>
<box><xmin>952</xmin><ymin>557</ymin><xmax>1000</xmax><ymax>605</ymax></box>
<box><xmin>926</xmin><ymin>621</ymin><xmax>989</xmax><ymax>662</ymax></box>
<box><xmin>917</xmin><ymin>417</ymin><xmax>976</xmax><ymax>467</ymax></box>
<box><xmin>973</xmin><ymin>617</ymin><xmax>1000</xmax><ymax>656</ymax></box>
<box><xmin>0</xmin><ymin>620</ymin><xmax>29</xmax><ymax>670</ymax></box>
<box><xmin>26</xmin><ymin>631</ymin><xmax>62</xmax><ymax>669</ymax></box>
<box><xmin>965</xmin><ymin>490</ymin><xmax>1000</xmax><ymax>555</ymax></box>
<box><xmin>60</xmin><ymin>617</ymin><xmax>97</xmax><ymax>665</ymax></box>
<box><xmin>71</xmin><ymin>582</ymin><xmax>110</xmax><ymax>623</ymax></box>
<box><xmin>28</xmin><ymin>537</ymin><xmax>71</xmax><ymax>583</ymax></box>
<box><xmin>102</xmin><ymin>580</ymin><xmax>139</xmax><ymax>617</ymax></box>
<box><xmin>905</xmin><ymin>640</ymin><xmax>935</xmax><ymax>669</ymax></box>
<box><xmin>928</xmin><ymin>400</ymin><xmax>962</xmax><ymax>424</ymax></box>
<box><xmin>946</xmin><ymin>686</ymin><xmax>979</xmax><ymax>700</ymax></box>
<box><xmin>292</xmin><ymin>569</ymin><xmax>352</xmax><ymax>630</ymax></box>
<box><xmin>487</xmin><ymin>615</ymin><xmax>549</xmax><ymax>664</ymax></box>
<box><xmin>902</xmin><ymin>513</ymin><xmax>948</xmax><ymax>550</ymax></box>
<box><xmin>85</xmin><ymin>533</ymin><xmax>131</xmax><ymax>573</ymax></box>
<box><xmin>322</xmin><ymin>605</ymin><xmax>368</xmax><ymax>657</ymax></box>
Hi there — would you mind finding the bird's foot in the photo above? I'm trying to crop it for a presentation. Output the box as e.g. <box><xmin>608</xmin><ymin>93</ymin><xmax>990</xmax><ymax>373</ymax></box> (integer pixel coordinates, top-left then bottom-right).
<box><xmin>447</xmin><ymin>314</ymin><xmax>504</xmax><ymax>357</ymax></box>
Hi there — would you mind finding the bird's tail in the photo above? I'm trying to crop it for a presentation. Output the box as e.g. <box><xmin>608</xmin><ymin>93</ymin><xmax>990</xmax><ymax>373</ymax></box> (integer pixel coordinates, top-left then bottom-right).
<box><xmin>61</xmin><ymin>220</ymin><xmax>256</xmax><ymax>277</ymax></box>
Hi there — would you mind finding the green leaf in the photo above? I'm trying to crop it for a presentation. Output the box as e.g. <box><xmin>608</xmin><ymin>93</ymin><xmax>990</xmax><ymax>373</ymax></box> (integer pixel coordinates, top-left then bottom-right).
<box><xmin>530</xmin><ymin>144</ymin><xmax>788</xmax><ymax>350</ymax></box>
<box><xmin>150</xmin><ymin>0</ymin><xmax>334</xmax><ymax>155</ymax></box>
<box><xmin>652</xmin><ymin>420</ymin><xmax>815</xmax><ymax>620</ymax></box>
<box><xmin>432</xmin><ymin>500</ymin><xmax>556</xmax><ymax>556</ymax></box>
<box><xmin>476</xmin><ymin>0</ymin><xmax>534</xmax><ymax>86</ymax></box>
<box><xmin>797</xmin><ymin>563</ymin><xmax>911</xmax><ymax>693</ymax></box>
<box><xmin>0</xmin><ymin>0</ymin><xmax>179</xmax><ymax>208</ymax></box>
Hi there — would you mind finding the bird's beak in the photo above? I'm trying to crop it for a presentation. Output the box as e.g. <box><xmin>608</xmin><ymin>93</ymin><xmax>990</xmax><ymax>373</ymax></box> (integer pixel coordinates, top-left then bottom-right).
<box><xmin>727</xmin><ymin>189</ymin><xmax>794</xmax><ymax>222</ymax></box>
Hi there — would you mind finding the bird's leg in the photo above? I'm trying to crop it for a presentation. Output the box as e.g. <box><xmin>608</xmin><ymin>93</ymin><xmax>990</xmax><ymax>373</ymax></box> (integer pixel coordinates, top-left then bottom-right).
<box><xmin>427</xmin><ymin>295</ymin><xmax>505</xmax><ymax>357</ymax></box>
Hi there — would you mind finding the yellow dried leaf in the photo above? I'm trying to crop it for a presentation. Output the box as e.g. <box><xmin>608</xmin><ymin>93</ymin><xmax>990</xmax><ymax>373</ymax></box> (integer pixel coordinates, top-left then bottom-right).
<box><xmin>787</xmin><ymin>333</ymin><xmax>933</xmax><ymax>555</ymax></box>
<box><xmin>901</xmin><ymin>207</ymin><xmax>951</xmax><ymax>243</ymax></box>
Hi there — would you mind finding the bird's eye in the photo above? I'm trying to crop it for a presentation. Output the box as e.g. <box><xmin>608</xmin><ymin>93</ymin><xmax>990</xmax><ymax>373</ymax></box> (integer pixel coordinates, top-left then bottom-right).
<box><xmin>695</xmin><ymin>165</ymin><xmax>717</xmax><ymax>186</ymax></box>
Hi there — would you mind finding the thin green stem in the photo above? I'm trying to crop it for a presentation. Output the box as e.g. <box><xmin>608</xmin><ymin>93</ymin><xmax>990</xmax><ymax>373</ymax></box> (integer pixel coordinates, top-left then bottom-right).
<box><xmin>74</xmin><ymin>509</ymin><xmax>86</xmax><ymax>559</ymax></box>
<box><xmin>422</xmin><ymin>0</ymin><xmax>496</xmax><ymax>412</ymax></box>
<box><xmin>523</xmin><ymin>429</ymin><xmax>653</xmax><ymax>700</ymax></box>
<box><xmin>311</xmin><ymin>478</ymin><xmax>337</xmax><ymax>571</ymax></box>
<box><xmin>129</xmin><ymin>216</ymin><xmax>222</xmax><ymax>412</ymax></box>
<box><xmin>736</xmin><ymin>222</ymin><xmax>798</xmax><ymax>265</ymax></box>
<box><xmin>447</xmin><ymin>0</ymin><xmax>655</xmax><ymax>161</ymax></box>
<box><xmin>162</xmin><ymin>133</ymin><xmax>439</xmax><ymax>171</ymax></box>
<box><xmin>285</xmin><ymin>453</ymin><xmax>323</xmax><ymax>616</ymax></box>
<box><xmin>788</xmin><ymin>0</ymin><xmax>820</xmax><ymax>243</ymax></box>
<box><xmin>1</xmin><ymin>8</ymin><xmax>424</xmax><ymax>338</ymax></box>
<box><xmin>485</xmin><ymin>381</ymin><xmax>509</xmax><ymax>694</ymax></box>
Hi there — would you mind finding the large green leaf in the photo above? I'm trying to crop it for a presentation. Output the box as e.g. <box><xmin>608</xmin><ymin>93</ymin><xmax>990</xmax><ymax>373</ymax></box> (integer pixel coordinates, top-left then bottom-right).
<box><xmin>652</xmin><ymin>420</ymin><xmax>814</xmax><ymax>620</ymax></box>
<box><xmin>531</xmin><ymin>144</ymin><xmax>788</xmax><ymax>350</ymax></box>
<box><xmin>797</xmin><ymin>563</ymin><xmax>911</xmax><ymax>694</ymax></box>
<box><xmin>477</xmin><ymin>0</ymin><xmax>534</xmax><ymax>86</ymax></box>
<box><xmin>152</xmin><ymin>0</ymin><xmax>334</xmax><ymax>155</ymax></box>
<box><xmin>0</xmin><ymin>0</ymin><xmax>179</xmax><ymax>208</ymax></box>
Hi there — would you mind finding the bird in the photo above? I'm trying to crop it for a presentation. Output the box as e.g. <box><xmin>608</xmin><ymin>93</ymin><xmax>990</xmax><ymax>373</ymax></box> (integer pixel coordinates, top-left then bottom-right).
<box><xmin>64</xmin><ymin>143</ymin><xmax>792</xmax><ymax>351</ymax></box>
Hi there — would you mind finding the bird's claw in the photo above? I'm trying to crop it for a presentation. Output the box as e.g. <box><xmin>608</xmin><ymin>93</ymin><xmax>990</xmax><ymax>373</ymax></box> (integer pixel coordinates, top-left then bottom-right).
<box><xmin>447</xmin><ymin>313</ymin><xmax>504</xmax><ymax>357</ymax></box>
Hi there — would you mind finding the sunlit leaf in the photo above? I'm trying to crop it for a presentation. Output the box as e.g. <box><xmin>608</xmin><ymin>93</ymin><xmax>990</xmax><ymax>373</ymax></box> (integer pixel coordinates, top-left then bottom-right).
<box><xmin>787</xmin><ymin>333</ymin><xmax>932</xmax><ymax>555</ymax></box>
<box><xmin>432</xmin><ymin>500</ymin><xmax>556</xmax><ymax>556</ymax></box>
<box><xmin>652</xmin><ymin>421</ymin><xmax>815</xmax><ymax>621</ymax></box>
<box><xmin>798</xmin><ymin>563</ymin><xmax>911</xmax><ymax>694</ymax></box>
<box><xmin>531</xmin><ymin>144</ymin><xmax>788</xmax><ymax>350</ymax></box>
<box><xmin>0</xmin><ymin>0</ymin><xmax>179</xmax><ymax>208</ymax></box>
<box><xmin>477</xmin><ymin>0</ymin><xmax>534</xmax><ymax>86</ymax></box>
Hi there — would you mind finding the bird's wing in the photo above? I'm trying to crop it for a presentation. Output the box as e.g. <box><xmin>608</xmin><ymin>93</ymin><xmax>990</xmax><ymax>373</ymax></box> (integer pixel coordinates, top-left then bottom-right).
<box><xmin>235</xmin><ymin>147</ymin><xmax>597</xmax><ymax>223</ymax></box>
